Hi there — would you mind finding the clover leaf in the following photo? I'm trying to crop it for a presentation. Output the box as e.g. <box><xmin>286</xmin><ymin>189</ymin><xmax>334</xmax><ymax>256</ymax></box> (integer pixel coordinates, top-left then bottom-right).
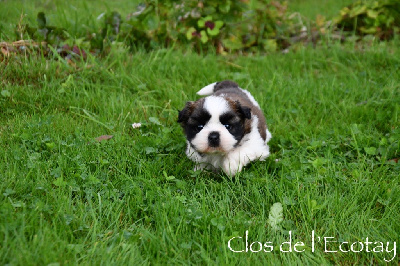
<box><xmin>200</xmin><ymin>30</ymin><xmax>208</xmax><ymax>43</ymax></box>
<box><xmin>207</xmin><ymin>21</ymin><xmax>223</xmax><ymax>36</ymax></box>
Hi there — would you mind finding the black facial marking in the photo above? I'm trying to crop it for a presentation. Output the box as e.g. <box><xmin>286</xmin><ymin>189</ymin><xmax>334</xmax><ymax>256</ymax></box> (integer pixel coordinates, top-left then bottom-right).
<box><xmin>177</xmin><ymin>101</ymin><xmax>194</xmax><ymax>123</ymax></box>
<box><xmin>219</xmin><ymin>112</ymin><xmax>245</xmax><ymax>141</ymax></box>
<box><xmin>184</xmin><ymin>109</ymin><xmax>211</xmax><ymax>141</ymax></box>
<box><xmin>240</xmin><ymin>106</ymin><xmax>251</xmax><ymax>119</ymax></box>
<box><xmin>233</xmin><ymin>100</ymin><xmax>251</xmax><ymax>120</ymax></box>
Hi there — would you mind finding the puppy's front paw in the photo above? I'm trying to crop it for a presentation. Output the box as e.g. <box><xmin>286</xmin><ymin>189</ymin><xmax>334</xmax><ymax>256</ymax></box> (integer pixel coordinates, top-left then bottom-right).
<box><xmin>194</xmin><ymin>164</ymin><xmax>205</xmax><ymax>171</ymax></box>
<box><xmin>194</xmin><ymin>163</ymin><xmax>214</xmax><ymax>172</ymax></box>
<box><xmin>222</xmin><ymin>159</ymin><xmax>243</xmax><ymax>176</ymax></box>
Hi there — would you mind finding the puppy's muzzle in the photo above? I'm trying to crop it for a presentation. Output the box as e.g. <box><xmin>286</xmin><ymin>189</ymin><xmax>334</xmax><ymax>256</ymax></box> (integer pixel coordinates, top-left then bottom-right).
<box><xmin>208</xmin><ymin>131</ymin><xmax>220</xmax><ymax>147</ymax></box>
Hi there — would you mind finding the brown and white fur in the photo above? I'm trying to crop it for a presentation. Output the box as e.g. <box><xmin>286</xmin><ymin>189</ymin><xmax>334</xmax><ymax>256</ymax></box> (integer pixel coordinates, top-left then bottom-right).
<box><xmin>178</xmin><ymin>80</ymin><xmax>272</xmax><ymax>176</ymax></box>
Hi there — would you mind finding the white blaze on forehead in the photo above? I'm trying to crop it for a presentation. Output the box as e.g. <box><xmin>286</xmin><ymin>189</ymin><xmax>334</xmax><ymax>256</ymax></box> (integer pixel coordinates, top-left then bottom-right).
<box><xmin>191</xmin><ymin>95</ymin><xmax>237</xmax><ymax>154</ymax></box>
<box><xmin>203</xmin><ymin>96</ymin><xmax>230</xmax><ymax>122</ymax></box>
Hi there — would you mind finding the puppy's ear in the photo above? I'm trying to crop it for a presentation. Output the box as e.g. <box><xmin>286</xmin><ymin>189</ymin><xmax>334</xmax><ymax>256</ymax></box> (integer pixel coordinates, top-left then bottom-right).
<box><xmin>240</xmin><ymin>106</ymin><xmax>251</xmax><ymax>119</ymax></box>
<box><xmin>234</xmin><ymin>100</ymin><xmax>251</xmax><ymax>119</ymax></box>
<box><xmin>177</xmin><ymin>101</ymin><xmax>194</xmax><ymax>123</ymax></box>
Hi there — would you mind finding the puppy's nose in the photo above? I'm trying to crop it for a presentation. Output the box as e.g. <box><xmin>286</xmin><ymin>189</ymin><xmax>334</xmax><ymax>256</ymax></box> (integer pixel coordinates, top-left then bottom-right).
<box><xmin>208</xmin><ymin>131</ymin><xmax>220</xmax><ymax>147</ymax></box>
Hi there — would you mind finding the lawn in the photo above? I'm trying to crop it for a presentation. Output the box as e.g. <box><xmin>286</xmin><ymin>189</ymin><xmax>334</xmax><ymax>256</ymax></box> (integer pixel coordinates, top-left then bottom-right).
<box><xmin>1</xmin><ymin>1</ymin><xmax>400</xmax><ymax>265</ymax></box>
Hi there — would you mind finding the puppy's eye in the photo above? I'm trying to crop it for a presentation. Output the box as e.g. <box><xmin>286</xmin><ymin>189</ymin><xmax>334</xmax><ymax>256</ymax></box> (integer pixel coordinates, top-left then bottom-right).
<box><xmin>224</xmin><ymin>124</ymin><xmax>232</xmax><ymax>130</ymax></box>
<box><xmin>197</xmin><ymin>125</ymin><xmax>204</xmax><ymax>131</ymax></box>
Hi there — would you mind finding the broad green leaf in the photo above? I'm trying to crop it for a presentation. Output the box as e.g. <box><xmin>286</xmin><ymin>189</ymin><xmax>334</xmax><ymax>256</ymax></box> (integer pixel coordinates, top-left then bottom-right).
<box><xmin>360</xmin><ymin>26</ymin><xmax>377</xmax><ymax>34</ymax></box>
<box><xmin>45</xmin><ymin>142</ymin><xmax>56</xmax><ymax>150</ymax></box>
<box><xmin>53</xmin><ymin>177</ymin><xmax>67</xmax><ymax>187</ymax></box>
<box><xmin>215</xmin><ymin>21</ymin><xmax>223</xmax><ymax>29</ymax></box>
<box><xmin>198</xmin><ymin>16</ymin><xmax>212</xmax><ymax>28</ymax></box>
<box><xmin>186</xmin><ymin>27</ymin><xmax>196</xmax><ymax>40</ymax></box>
<box><xmin>1</xmin><ymin>90</ymin><xmax>11</xmax><ymax>98</ymax></box>
<box><xmin>145</xmin><ymin>147</ymin><xmax>157</xmax><ymax>154</ymax></box>
<box><xmin>207</xmin><ymin>27</ymin><xmax>220</xmax><ymax>36</ymax></box>
<box><xmin>223</xmin><ymin>38</ymin><xmax>243</xmax><ymax>50</ymax></box>
<box><xmin>149</xmin><ymin>117</ymin><xmax>161</xmax><ymax>125</ymax></box>
<box><xmin>198</xmin><ymin>19</ymin><xmax>205</xmax><ymax>28</ymax></box>
<box><xmin>311</xmin><ymin>158</ymin><xmax>328</xmax><ymax>168</ymax></box>
<box><xmin>349</xmin><ymin>5</ymin><xmax>367</xmax><ymax>17</ymax></box>
<box><xmin>268</xmin><ymin>202</ymin><xmax>283</xmax><ymax>230</ymax></box>
<box><xmin>263</xmin><ymin>39</ymin><xmax>277</xmax><ymax>52</ymax></box>
<box><xmin>367</xmin><ymin>9</ymin><xmax>379</xmax><ymax>19</ymax></box>
<box><xmin>219</xmin><ymin>1</ymin><xmax>231</xmax><ymax>13</ymax></box>
<box><xmin>364</xmin><ymin>147</ymin><xmax>377</xmax><ymax>155</ymax></box>
<box><xmin>145</xmin><ymin>15</ymin><xmax>159</xmax><ymax>31</ymax></box>
<box><xmin>200</xmin><ymin>30</ymin><xmax>208</xmax><ymax>43</ymax></box>
<box><xmin>180</xmin><ymin>242</ymin><xmax>192</xmax><ymax>249</ymax></box>
<box><xmin>166</xmin><ymin>175</ymin><xmax>175</xmax><ymax>181</ymax></box>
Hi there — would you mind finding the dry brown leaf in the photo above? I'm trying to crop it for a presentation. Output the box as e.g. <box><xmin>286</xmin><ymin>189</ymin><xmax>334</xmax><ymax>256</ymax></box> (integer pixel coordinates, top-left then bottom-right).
<box><xmin>1</xmin><ymin>47</ymin><xmax>10</xmax><ymax>56</ymax></box>
<box><xmin>95</xmin><ymin>135</ymin><xmax>114</xmax><ymax>142</ymax></box>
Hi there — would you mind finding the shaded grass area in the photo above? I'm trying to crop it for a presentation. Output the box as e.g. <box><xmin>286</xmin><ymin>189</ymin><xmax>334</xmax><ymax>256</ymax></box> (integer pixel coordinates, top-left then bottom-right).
<box><xmin>0</xmin><ymin>0</ymin><xmax>141</xmax><ymax>40</ymax></box>
<box><xmin>1</xmin><ymin>0</ymin><xmax>355</xmax><ymax>41</ymax></box>
<box><xmin>288</xmin><ymin>0</ymin><xmax>355</xmax><ymax>20</ymax></box>
<box><xmin>1</xmin><ymin>44</ymin><xmax>399</xmax><ymax>264</ymax></box>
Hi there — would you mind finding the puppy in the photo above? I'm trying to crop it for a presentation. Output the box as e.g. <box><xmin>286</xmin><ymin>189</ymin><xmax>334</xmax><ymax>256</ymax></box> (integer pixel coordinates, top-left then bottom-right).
<box><xmin>178</xmin><ymin>80</ymin><xmax>272</xmax><ymax>176</ymax></box>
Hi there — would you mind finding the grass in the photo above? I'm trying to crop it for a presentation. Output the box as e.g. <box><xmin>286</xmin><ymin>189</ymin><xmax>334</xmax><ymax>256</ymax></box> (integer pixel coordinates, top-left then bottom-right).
<box><xmin>288</xmin><ymin>0</ymin><xmax>355</xmax><ymax>20</ymax></box>
<box><xmin>1</xmin><ymin>1</ymin><xmax>400</xmax><ymax>265</ymax></box>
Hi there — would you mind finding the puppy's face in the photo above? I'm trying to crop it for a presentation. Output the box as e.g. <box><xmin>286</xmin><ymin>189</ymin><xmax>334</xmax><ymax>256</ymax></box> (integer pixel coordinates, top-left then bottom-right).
<box><xmin>178</xmin><ymin>96</ymin><xmax>251</xmax><ymax>154</ymax></box>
